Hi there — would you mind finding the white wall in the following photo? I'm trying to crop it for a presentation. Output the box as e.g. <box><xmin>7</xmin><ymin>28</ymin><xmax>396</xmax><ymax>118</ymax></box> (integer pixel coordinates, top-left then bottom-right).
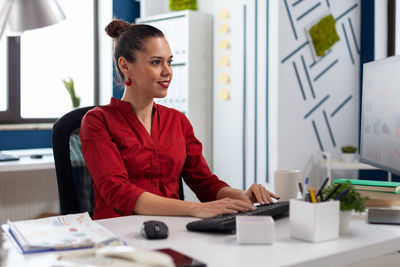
<box><xmin>201</xmin><ymin>0</ymin><xmax>363</xmax><ymax>190</ymax></box>
<box><xmin>278</xmin><ymin>0</ymin><xmax>361</xmax><ymax>186</ymax></box>
<box><xmin>139</xmin><ymin>0</ymin><xmax>363</xmax><ymax>191</ymax></box>
<box><xmin>198</xmin><ymin>0</ymin><xmax>273</xmax><ymax>190</ymax></box>
<box><xmin>268</xmin><ymin>0</ymin><xmax>280</xmax><ymax>190</ymax></box>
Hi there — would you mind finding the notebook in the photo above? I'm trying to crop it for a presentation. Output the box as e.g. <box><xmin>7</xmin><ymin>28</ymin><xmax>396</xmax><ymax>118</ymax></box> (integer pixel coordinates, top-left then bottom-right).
<box><xmin>1</xmin><ymin>212</ymin><xmax>120</xmax><ymax>254</ymax></box>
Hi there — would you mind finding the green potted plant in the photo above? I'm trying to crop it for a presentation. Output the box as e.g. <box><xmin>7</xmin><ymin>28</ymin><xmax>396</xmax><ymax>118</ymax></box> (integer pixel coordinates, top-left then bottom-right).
<box><xmin>323</xmin><ymin>182</ymin><xmax>367</xmax><ymax>234</ymax></box>
<box><xmin>62</xmin><ymin>77</ymin><xmax>80</xmax><ymax>109</ymax></box>
<box><xmin>341</xmin><ymin>145</ymin><xmax>357</xmax><ymax>162</ymax></box>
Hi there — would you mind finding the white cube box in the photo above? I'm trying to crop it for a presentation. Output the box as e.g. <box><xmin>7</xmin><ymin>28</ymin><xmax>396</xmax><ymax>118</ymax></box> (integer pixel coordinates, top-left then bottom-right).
<box><xmin>236</xmin><ymin>216</ymin><xmax>275</xmax><ymax>245</ymax></box>
<box><xmin>290</xmin><ymin>199</ymin><xmax>339</xmax><ymax>242</ymax></box>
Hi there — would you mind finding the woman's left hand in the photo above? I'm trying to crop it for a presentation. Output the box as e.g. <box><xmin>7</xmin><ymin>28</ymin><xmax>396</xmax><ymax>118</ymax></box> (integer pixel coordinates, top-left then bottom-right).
<box><xmin>243</xmin><ymin>183</ymin><xmax>280</xmax><ymax>204</ymax></box>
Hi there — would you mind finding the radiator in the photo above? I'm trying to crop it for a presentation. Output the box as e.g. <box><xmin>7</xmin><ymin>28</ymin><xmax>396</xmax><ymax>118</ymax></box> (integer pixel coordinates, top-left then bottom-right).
<box><xmin>0</xmin><ymin>169</ymin><xmax>60</xmax><ymax>224</ymax></box>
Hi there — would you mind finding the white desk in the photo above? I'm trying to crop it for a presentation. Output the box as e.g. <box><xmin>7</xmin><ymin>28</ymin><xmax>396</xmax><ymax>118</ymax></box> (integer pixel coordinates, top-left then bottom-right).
<box><xmin>0</xmin><ymin>148</ymin><xmax>54</xmax><ymax>172</ymax></box>
<box><xmin>3</xmin><ymin>214</ymin><xmax>400</xmax><ymax>267</ymax></box>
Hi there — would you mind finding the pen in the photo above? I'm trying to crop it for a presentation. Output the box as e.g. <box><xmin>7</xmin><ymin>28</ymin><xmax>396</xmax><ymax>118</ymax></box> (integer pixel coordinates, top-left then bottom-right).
<box><xmin>334</xmin><ymin>188</ymin><xmax>350</xmax><ymax>201</ymax></box>
<box><xmin>309</xmin><ymin>186</ymin><xmax>317</xmax><ymax>203</ymax></box>
<box><xmin>303</xmin><ymin>177</ymin><xmax>309</xmax><ymax>201</ymax></box>
<box><xmin>316</xmin><ymin>177</ymin><xmax>330</xmax><ymax>201</ymax></box>
<box><xmin>324</xmin><ymin>183</ymin><xmax>341</xmax><ymax>201</ymax></box>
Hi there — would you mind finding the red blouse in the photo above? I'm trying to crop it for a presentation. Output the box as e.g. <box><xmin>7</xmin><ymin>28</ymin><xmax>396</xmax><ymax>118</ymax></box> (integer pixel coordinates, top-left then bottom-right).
<box><xmin>80</xmin><ymin>98</ymin><xmax>229</xmax><ymax>219</ymax></box>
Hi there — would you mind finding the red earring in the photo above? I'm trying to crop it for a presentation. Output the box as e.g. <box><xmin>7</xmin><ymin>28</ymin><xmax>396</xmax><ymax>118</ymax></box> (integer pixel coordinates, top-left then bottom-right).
<box><xmin>125</xmin><ymin>78</ymin><xmax>132</xmax><ymax>86</ymax></box>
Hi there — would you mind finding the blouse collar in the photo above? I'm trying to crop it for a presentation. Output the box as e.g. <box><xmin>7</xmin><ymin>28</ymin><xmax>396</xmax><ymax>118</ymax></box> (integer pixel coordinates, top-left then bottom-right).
<box><xmin>110</xmin><ymin>97</ymin><xmax>158</xmax><ymax>112</ymax></box>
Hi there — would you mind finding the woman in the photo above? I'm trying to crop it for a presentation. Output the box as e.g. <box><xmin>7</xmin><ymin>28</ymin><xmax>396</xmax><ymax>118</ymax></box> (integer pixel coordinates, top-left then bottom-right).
<box><xmin>80</xmin><ymin>19</ymin><xmax>279</xmax><ymax>220</ymax></box>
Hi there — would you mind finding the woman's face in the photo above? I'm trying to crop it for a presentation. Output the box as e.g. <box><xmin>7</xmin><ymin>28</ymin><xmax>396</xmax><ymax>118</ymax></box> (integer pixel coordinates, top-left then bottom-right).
<box><xmin>124</xmin><ymin>37</ymin><xmax>173</xmax><ymax>99</ymax></box>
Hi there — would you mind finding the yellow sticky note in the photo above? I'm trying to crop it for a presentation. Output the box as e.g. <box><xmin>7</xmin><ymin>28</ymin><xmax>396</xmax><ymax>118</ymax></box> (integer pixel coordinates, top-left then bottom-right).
<box><xmin>218</xmin><ymin>89</ymin><xmax>230</xmax><ymax>101</ymax></box>
<box><xmin>219</xmin><ymin>8</ymin><xmax>230</xmax><ymax>19</ymax></box>
<box><xmin>218</xmin><ymin>73</ymin><xmax>230</xmax><ymax>84</ymax></box>
<box><xmin>218</xmin><ymin>40</ymin><xmax>230</xmax><ymax>49</ymax></box>
<box><xmin>219</xmin><ymin>56</ymin><xmax>230</xmax><ymax>67</ymax></box>
<box><xmin>218</xmin><ymin>24</ymin><xmax>230</xmax><ymax>34</ymax></box>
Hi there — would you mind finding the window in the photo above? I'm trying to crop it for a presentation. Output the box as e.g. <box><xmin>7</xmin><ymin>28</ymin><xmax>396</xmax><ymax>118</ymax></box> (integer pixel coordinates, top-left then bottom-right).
<box><xmin>20</xmin><ymin>0</ymin><xmax>94</xmax><ymax>118</ymax></box>
<box><xmin>0</xmin><ymin>0</ymin><xmax>102</xmax><ymax>123</ymax></box>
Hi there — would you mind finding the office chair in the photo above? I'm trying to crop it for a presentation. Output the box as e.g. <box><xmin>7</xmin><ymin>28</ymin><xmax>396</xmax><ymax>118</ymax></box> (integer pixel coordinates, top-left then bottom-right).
<box><xmin>52</xmin><ymin>106</ymin><xmax>185</xmax><ymax>216</ymax></box>
<box><xmin>52</xmin><ymin>106</ymin><xmax>97</xmax><ymax>216</ymax></box>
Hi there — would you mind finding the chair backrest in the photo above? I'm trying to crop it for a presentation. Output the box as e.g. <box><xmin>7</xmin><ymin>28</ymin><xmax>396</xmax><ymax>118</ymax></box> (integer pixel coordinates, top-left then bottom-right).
<box><xmin>52</xmin><ymin>106</ymin><xmax>97</xmax><ymax>215</ymax></box>
<box><xmin>52</xmin><ymin>106</ymin><xmax>184</xmax><ymax>216</ymax></box>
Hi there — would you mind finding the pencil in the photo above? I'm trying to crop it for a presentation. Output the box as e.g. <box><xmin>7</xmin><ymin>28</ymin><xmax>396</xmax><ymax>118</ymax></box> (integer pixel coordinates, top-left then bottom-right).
<box><xmin>316</xmin><ymin>177</ymin><xmax>330</xmax><ymax>201</ymax></box>
<box><xmin>298</xmin><ymin>182</ymin><xmax>303</xmax><ymax>195</ymax></box>
<box><xmin>309</xmin><ymin>187</ymin><xmax>317</xmax><ymax>203</ymax></box>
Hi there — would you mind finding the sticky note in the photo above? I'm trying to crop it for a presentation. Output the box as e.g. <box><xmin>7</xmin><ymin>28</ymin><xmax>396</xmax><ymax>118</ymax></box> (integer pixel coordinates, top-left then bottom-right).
<box><xmin>218</xmin><ymin>89</ymin><xmax>230</xmax><ymax>101</ymax></box>
<box><xmin>219</xmin><ymin>24</ymin><xmax>230</xmax><ymax>34</ymax></box>
<box><xmin>219</xmin><ymin>56</ymin><xmax>230</xmax><ymax>67</ymax></box>
<box><xmin>218</xmin><ymin>73</ymin><xmax>230</xmax><ymax>84</ymax></box>
<box><xmin>219</xmin><ymin>8</ymin><xmax>230</xmax><ymax>19</ymax></box>
<box><xmin>218</xmin><ymin>40</ymin><xmax>230</xmax><ymax>49</ymax></box>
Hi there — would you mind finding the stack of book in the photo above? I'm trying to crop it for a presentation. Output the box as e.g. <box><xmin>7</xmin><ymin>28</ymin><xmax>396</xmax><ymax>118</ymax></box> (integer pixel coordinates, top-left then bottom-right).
<box><xmin>333</xmin><ymin>179</ymin><xmax>400</xmax><ymax>207</ymax></box>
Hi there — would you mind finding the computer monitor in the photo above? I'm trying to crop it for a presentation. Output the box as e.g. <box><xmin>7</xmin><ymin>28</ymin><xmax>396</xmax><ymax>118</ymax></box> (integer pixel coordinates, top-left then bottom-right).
<box><xmin>360</xmin><ymin>55</ymin><xmax>400</xmax><ymax>177</ymax></box>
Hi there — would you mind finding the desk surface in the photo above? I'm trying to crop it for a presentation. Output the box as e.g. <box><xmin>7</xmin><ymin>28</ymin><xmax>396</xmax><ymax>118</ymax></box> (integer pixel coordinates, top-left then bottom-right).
<box><xmin>0</xmin><ymin>148</ymin><xmax>54</xmax><ymax>172</ymax></box>
<box><xmin>3</xmin><ymin>213</ymin><xmax>400</xmax><ymax>267</ymax></box>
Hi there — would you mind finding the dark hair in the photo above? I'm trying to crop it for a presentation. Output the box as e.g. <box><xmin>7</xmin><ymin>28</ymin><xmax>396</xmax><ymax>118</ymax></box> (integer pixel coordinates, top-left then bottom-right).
<box><xmin>105</xmin><ymin>19</ymin><xmax>165</xmax><ymax>83</ymax></box>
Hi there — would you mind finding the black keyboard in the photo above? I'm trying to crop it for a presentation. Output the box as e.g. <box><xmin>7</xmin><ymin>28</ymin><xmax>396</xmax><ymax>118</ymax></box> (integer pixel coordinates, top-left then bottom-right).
<box><xmin>186</xmin><ymin>201</ymin><xmax>289</xmax><ymax>234</ymax></box>
<box><xmin>0</xmin><ymin>153</ymin><xmax>19</xmax><ymax>162</ymax></box>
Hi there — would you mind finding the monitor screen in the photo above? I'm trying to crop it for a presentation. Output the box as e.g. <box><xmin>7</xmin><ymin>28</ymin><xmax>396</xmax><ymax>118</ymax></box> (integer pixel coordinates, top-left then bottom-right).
<box><xmin>360</xmin><ymin>55</ymin><xmax>400</xmax><ymax>176</ymax></box>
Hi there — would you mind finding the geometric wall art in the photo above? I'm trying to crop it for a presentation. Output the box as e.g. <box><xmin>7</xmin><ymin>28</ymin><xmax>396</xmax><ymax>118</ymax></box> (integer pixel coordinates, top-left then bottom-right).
<box><xmin>279</xmin><ymin>0</ymin><xmax>361</xmax><ymax>183</ymax></box>
<box><xmin>282</xmin><ymin>1</ymin><xmax>359</xmax><ymax>150</ymax></box>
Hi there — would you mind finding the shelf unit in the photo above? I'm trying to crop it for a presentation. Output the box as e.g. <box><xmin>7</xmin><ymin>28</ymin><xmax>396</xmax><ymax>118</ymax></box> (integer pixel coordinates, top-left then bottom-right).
<box><xmin>136</xmin><ymin>11</ymin><xmax>213</xmax><ymax>166</ymax></box>
<box><xmin>318</xmin><ymin>152</ymin><xmax>378</xmax><ymax>184</ymax></box>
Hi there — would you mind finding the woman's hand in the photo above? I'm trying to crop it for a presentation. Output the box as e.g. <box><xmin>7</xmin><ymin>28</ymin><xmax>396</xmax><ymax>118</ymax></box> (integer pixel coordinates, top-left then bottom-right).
<box><xmin>190</xmin><ymin>198</ymin><xmax>255</xmax><ymax>219</ymax></box>
<box><xmin>243</xmin><ymin>183</ymin><xmax>280</xmax><ymax>204</ymax></box>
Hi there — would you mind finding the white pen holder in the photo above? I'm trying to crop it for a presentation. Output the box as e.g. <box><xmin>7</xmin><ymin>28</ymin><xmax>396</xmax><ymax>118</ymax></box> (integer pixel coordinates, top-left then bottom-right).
<box><xmin>289</xmin><ymin>199</ymin><xmax>339</xmax><ymax>242</ymax></box>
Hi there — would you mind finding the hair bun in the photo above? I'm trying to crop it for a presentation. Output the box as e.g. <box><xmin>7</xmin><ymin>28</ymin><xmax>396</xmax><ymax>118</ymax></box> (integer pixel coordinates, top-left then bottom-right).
<box><xmin>105</xmin><ymin>19</ymin><xmax>132</xmax><ymax>38</ymax></box>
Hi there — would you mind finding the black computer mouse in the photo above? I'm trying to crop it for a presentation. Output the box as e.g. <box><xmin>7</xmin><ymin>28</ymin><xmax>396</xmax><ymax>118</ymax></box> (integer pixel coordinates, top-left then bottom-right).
<box><xmin>30</xmin><ymin>154</ymin><xmax>43</xmax><ymax>159</ymax></box>
<box><xmin>141</xmin><ymin>220</ymin><xmax>169</xmax><ymax>240</ymax></box>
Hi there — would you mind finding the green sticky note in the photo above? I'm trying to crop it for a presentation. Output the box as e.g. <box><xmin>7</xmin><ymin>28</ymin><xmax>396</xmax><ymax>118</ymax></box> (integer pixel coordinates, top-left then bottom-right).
<box><xmin>309</xmin><ymin>14</ymin><xmax>340</xmax><ymax>57</ymax></box>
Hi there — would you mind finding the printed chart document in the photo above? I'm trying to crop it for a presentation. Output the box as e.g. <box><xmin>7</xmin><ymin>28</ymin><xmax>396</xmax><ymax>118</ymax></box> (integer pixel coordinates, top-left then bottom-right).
<box><xmin>1</xmin><ymin>212</ymin><xmax>119</xmax><ymax>254</ymax></box>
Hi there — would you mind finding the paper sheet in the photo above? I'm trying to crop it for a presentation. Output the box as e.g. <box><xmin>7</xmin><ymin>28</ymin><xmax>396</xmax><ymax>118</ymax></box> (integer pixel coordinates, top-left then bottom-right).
<box><xmin>219</xmin><ymin>8</ymin><xmax>230</xmax><ymax>19</ymax></box>
<box><xmin>218</xmin><ymin>73</ymin><xmax>230</xmax><ymax>84</ymax></box>
<box><xmin>219</xmin><ymin>24</ymin><xmax>230</xmax><ymax>34</ymax></box>
<box><xmin>219</xmin><ymin>56</ymin><xmax>230</xmax><ymax>67</ymax></box>
<box><xmin>218</xmin><ymin>40</ymin><xmax>230</xmax><ymax>50</ymax></box>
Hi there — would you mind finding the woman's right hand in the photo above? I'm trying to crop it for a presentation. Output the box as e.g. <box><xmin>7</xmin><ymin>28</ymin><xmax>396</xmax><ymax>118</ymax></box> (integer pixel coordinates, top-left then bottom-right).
<box><xmin>190</xmin><ymin>198</ymin><xmax>255</xmax><ymax>219</ymax></box>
